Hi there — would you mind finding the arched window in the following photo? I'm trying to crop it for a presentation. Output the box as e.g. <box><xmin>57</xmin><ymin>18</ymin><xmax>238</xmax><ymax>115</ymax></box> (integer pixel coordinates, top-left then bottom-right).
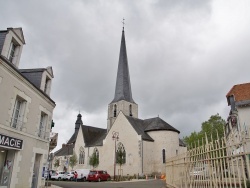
<box><xmin>116</xmin><ymin>142</ymin><xmax>126</xmax><ymax>164</ymax></box>
<box><xmin>114</xmin><ymin>104</ymin><xmax>117</xmax><ymax>117</ymax></box>
<box><xmin>129</xmin><ymin>104</ymin><xmax>132</xmax><ymax>116</ymax></box>
<box><xmin>94</xmin><ymin>148</ymin><xmax>99</xmax><ymax>163</ymax></box>
<box><xmin>162</xmin><ymin>149</ymin><xmax>166</xmax><ymax>164</ymax></box>
<box><xmin>79</xmin><ymin>147</ymin><xmax>85</xmax><ymax>164</ymax></box>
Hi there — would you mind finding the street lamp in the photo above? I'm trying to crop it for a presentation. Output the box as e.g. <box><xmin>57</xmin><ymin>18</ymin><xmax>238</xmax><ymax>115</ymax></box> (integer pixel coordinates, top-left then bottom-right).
<box><xmin>112</xmin><ymin>131</ymin><xmax>119</xmax><ymax>181</ymax></box>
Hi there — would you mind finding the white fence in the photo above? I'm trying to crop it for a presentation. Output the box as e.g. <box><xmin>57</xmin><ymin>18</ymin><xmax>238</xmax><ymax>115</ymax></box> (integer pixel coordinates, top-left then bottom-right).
<box><xmin>166</xmin><ymin>129</ymin><xmax>250</xmax><ymax>188</ymax></box>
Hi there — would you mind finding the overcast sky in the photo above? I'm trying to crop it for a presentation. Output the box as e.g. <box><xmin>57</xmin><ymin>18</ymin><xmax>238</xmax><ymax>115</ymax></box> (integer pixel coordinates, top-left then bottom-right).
<box><xmin>1</xmin><ymin>0</ymin><xmax>250</xmax><ymax>152</ymax></box>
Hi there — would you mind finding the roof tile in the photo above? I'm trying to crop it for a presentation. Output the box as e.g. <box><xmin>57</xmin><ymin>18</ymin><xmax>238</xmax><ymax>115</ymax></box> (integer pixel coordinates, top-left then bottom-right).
<box><xmin>226</xmin><ymin>83</ymin><xmax>250</xmax><ymax>102</ymax></box>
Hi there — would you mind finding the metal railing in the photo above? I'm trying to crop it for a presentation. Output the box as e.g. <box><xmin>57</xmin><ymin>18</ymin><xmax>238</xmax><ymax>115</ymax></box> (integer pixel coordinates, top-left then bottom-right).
<box><xmin>166</xmin><ymin>128</ymin><xmax>250</xmax><ymax>188</ymax></box>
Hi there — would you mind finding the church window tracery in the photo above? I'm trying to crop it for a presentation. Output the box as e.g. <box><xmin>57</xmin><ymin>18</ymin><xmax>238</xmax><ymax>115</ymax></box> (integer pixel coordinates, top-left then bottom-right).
<box><xmin>79</xmin><ymin>147</ymin><xmax>85</xmax><ymax>164</ymax></box>
<box><xmin>162</xmin><ymin>149</ymin><xmax>166</xmax><ymax>163</ymax></box>
<box><xmin>116</xmin><ymin>142</ymin><xmax>126</xmax><ymax>164</ymax></box>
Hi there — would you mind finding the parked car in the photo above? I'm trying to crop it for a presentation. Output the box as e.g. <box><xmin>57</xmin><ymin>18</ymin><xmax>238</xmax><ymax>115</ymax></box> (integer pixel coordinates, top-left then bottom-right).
<box><xmin>75</xmin><ymin>169</ymin><xmax>90</xmax><ymax>181</ymax></box>
<box><xmin>62</xmin><ymin>171</ymin><xmax>75</xmax><ymax>181</ymax></box>
<box><xmin>51</xmin><ymin>171</ymin><xmax>65</xmax><ymax>180</ymax></box>
<box><xmin>44</xmin><ymin>170</ymin><xmax>56</xmax><ymax>180</ymax></box>
<box><xmin>189</xmin><ymin>167</ymin><xmax>204</xmax><ymax>178</ymax></box>
<box><xmin>87</xmin><ymin>170</ymin><xmax>111</xmax><ymax>182</ymax></box>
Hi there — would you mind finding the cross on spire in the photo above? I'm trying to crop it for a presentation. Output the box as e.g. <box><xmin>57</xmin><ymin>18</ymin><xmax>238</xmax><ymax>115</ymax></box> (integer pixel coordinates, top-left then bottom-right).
<box><xmin>122</xmin><ymin>18</ymin><xmax>125</xmax><ymax>31</ymax></box>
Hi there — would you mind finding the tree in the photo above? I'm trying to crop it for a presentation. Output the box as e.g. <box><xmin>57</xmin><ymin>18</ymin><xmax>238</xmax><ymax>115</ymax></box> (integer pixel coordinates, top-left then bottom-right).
<box><xmin>69</xmin><ymin>152</ymin><xmax>78</xmax><ymax>170</ymax></box>
<box><xmin>116</xmin><ymin>143</ymin><xmax>126</xmax><ymax>177</ymax></box>
<box><xmin>54</xmin><ymin>158</ymin><xmax>60</xmax><ymax>170</ymax></box>
<box><xmin>89</xmin><ymin>149</ymin><xmax>99</xmax><ymax>169</ymax></box>
<box><xmin>183</xmin><ymin>113</ymin><xmax>226</xmax><ymax>148</ymax></box>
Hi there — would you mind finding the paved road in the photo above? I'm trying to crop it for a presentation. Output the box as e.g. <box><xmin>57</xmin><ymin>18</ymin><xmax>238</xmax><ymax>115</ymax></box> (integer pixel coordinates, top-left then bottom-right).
<box><xmin>49</xmin><ymin>179</ymin><xmax>166</xmax><ymax>188</ymax></box>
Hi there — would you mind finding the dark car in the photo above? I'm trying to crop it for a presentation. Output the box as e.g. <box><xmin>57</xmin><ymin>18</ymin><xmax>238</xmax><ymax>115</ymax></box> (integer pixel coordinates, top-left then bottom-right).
<box><xmin>87</xmin><ymin>170</ymin><xmax>111</xmax><ymax>182</ymax></box>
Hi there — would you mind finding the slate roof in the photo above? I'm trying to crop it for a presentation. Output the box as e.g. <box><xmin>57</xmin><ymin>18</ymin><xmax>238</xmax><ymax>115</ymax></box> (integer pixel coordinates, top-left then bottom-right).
<box><xmin>54</xmin><ymin>124</ymin><xmax>107</xmax><ymax>156</ymax></box>
<box><xmin>54</xmin><ymin>143</ymin><xmax>74</xmax><ymax>156</ymax></box>
<box><xmin>125</xmin><ymin>115</ymin><xmax>180</xmax><ymax>142</ymax></box>
<box><xmin>19</xmin><ymin>69</ymin><xmax>45</xmax><ymax>88</ymax></box>
<box><xmin>179</xmin><ymin>139</ymin><xmax>186</xmax><ymax>147</ymax></box>
<box><xmin>144</xmin><ymin>117</ymin><xmax>180</xmax><ymax>133</ymax></box>
<box><xmin>0</xmin><ymin>31</ymin><xmax>7</xmax><ymax>54</ymax></box>
<box><xmin>111</xmin><ymin>29</ymin><xmax>135</xmax><ymax>104</ymax></box>
<box><xmin>54</xmin><ymin>111</ymin><xmax>184</xmax><ymax>156</ymax></box>
<box><xmin>81</xmin><ymin>125</ymin><xmax>107</xmax><ymax>147</ymax></box>
<box><xmin>125</xmin><ymin>116</ymin><xmax>154</xmax><ymax>141</ymax></box>
<box><xmin>0</xmin><ymin>55</ymin><xmax>55</xmax><ymax>104</ymax></box>
<box><xmin>226</xmin><ymin>83</ymin><xmax>250</xmax><ymax>106</ymax></box>
<box><xmin>67</xmin><ymin>132</ymin><xmax>77</xmax><ymax>145</ymax></box>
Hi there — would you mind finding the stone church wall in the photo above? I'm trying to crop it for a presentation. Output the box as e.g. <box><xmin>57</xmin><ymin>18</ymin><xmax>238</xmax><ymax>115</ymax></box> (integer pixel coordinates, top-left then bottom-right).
<box><xmin>147</xmin><ymin>131</ymin><xmax>179</xmax><ymax>174</ymax></box>
<box><xmin>142</xmin><ymin>140</ymin><xmax>154</xmax><ymax>175</ymax></box>
<box><xmin>101</xmin><ymin>113</ymin><xmax>142</xmax><ymax>176</ymax></box>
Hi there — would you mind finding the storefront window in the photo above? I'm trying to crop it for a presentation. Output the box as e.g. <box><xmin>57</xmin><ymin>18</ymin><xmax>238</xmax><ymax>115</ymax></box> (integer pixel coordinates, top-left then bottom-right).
<box><xmin>0</xmin><ymin>149</ymin><xmax>15</xmax><ymax>187</ymax></box>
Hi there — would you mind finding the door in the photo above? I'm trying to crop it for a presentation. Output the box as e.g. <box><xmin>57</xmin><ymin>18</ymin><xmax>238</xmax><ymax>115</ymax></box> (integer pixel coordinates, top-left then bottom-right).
<box><xmin>0</xmin><ymin>149</ymin><xmax>15</xmax><ymax>188</ymax></box>
<box><xmin>31</xmin><ymin>154</ymin><xmax>41</xmax><ymax>188</ymax></box>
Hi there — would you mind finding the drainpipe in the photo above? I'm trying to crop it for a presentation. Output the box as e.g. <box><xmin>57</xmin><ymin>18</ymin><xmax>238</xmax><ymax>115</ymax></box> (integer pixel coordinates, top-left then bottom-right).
<box><xmin>88</xmin><ymin>147</ymin><xmax>90</xmax><ymax>169</ymax></box>
<box><xmin>141</xmin><ymin>138</ymin><xmax>143</xmax><ymax>174</ymax></box>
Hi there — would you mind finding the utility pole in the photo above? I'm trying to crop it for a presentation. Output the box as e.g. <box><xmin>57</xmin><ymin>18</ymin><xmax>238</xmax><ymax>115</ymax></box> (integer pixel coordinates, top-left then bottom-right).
<box><xmin>112</xmin><ymin>131</ymin><xmax>119</xmax><ymax>181</ymax></box>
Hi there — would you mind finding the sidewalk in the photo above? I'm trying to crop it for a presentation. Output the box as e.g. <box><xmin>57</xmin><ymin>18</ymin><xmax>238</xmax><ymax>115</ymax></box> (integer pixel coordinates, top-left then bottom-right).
<box><xmin>50</xmin><ymin>185</ymin><xmax>62</xmax><ymax>188</ymax></box>
<box><xmin>48</xmin><ymin>179</ymin><xmax>163</xmax><ymax>187</ymax></box>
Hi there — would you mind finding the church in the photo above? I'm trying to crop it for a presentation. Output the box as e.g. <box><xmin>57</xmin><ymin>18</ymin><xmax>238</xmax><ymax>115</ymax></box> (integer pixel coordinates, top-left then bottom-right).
<box><xmin>52</xmin><ymin>28</ymin><xmax>186</xmax><ymax>176</ymax></box>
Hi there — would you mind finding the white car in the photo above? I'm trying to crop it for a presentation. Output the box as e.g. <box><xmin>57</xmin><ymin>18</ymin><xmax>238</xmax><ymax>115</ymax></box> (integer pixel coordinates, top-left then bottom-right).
<box><xmin>75</xmin><ymin>169</ymin><xmax>90</xmax><ymax>181</ymax></box>
<box><xmin>51</xmin><ymin>171</ymin><xmax>65</xmax><ymax>181</ymax></box>
<box><xmin>62</xmin><ymin>171</ymin><xmax>75</xmax><ymax>181</ymax></box>
<box><xmin>44</xmin><ymin>170</ymin><xmax>56</xmax><ymax>180</ymax></box>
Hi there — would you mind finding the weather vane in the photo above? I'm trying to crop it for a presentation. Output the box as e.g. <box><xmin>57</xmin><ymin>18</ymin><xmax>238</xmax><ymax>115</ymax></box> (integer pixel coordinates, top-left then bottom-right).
<box><xmin>122</xmin><ymin>18</ymin><xmax>125</xmax><ymax>30</ymax></box>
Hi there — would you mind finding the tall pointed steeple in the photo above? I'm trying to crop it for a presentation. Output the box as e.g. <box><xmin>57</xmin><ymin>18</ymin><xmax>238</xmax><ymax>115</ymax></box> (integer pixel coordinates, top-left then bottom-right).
<box><xmin>111</xmin><ymin>28</ymin><xmax>135</xmax><ymax>103</ymax></box>
<box><xmin>107</xmin><ymin>27</ymin><xmax>138</xmax><ymax>132</ymax></box>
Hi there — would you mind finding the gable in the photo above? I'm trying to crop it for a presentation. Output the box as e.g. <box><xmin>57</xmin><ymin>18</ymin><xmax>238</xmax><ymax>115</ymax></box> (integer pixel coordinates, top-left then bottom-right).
<box><xmin>11</xmin><ymin>28</ymin><xmax>25</xmax><ymax>44</ymax></box>
<box><xmin>74</xmin><ymin>125</ymin><xmax>86</xmax><ymax>155</ymax></box>
<box><xmin>108</xmin><ymin>111</ymin><xmax>146</xmax><ymax>141</ymax></box>
<box><xmin>46</xmin><ymin>66</ymin><xmax>54</xmax><ymax>78</ymax></box>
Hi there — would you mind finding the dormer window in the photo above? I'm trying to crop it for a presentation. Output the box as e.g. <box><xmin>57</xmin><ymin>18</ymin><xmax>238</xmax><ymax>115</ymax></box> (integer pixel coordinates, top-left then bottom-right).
<box><xmin>44</xmin><ymin>76</ymin><xmax>51</xmax><ymax>95</ymax></box>
<box><xmin>8</xmin><ymin>41</ymin><xmax>17</xmax><ymax>63</ymax></box>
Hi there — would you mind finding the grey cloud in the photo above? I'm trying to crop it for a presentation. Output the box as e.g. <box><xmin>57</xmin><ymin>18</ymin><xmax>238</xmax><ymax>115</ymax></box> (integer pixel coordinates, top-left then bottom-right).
<box><xmin>0</xmin><ymin>0</ymin><xmax>249</xmax><ymax>148</ymax></box>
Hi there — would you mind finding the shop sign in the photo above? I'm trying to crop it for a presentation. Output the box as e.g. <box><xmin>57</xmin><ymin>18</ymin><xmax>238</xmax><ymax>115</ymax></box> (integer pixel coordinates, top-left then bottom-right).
<box><xmin>0</xmin><ymin>133</ymin><xmax>23</xmax><ymax>150</ymax></box>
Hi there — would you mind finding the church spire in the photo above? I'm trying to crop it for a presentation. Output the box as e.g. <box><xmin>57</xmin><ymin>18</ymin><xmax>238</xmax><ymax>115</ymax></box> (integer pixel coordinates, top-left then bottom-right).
<box><xmin>111</xmin><ymin>28</ymin><xmax>135</xmax><ymax>103</ymax></box>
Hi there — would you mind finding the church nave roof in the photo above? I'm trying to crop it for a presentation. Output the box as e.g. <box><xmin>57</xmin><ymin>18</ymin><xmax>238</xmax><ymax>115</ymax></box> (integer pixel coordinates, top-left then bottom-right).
<box><xmin>81</xmin><ymin>125</ymin><xmax>107</xmax><ymax>147</ymax></box>
<box><xmin>125</xmin><ymin>115</ymin><xmax>180</xmax><ymax>142</ymax></box>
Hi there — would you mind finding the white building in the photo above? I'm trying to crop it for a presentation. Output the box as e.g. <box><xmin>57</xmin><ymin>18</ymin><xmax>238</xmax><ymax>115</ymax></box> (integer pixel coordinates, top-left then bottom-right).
<box><xmin>225</xmin><ymin>83</ymin><xmax>250</xmax><ymax>153</ymax></box>
<box><xmin>53</xmin><ymin>28</ymin><xmax>186</xmax><ymax>177</ymax></box>
<box><xmin>0</xmin><ymin>27</ymin><xmax>56</xmax><ymax>188</ymax></box>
